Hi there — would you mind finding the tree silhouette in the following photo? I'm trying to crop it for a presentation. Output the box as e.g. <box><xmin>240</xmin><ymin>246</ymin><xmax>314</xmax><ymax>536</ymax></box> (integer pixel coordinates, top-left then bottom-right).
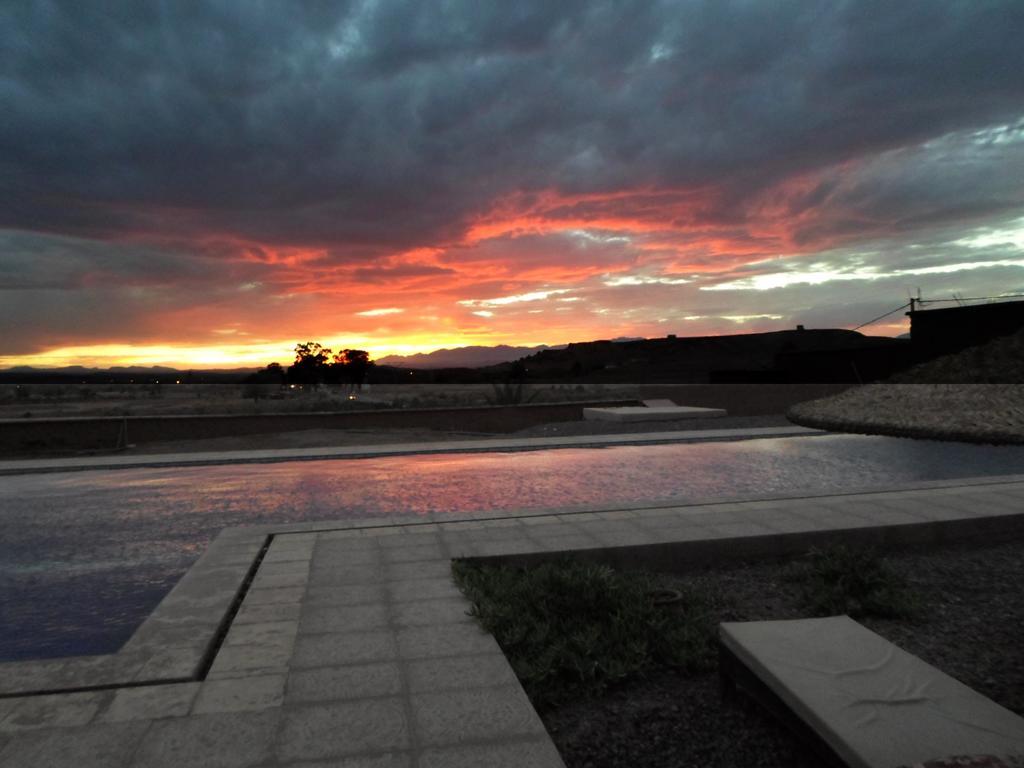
<box><xmin>289</xmin><ymin>342</ymin><xmax>331</xmax><ymax>388</ymax></box>
<box><xmin>283</xmin><ymin>343</ymin><xmax>374</xmax><ymax>391</ymax></box>
<box><xmin>330</xmin><ymin>349</ymin><xmax>374</xmax><ymax>391</ymax></box>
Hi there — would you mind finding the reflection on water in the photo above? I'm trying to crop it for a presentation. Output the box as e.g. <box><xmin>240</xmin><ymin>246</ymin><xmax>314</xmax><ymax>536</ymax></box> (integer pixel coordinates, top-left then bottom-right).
<box><xmin>1</xmin><ymin>433</ymin><xmax>1022</xmax><ymax>661</ymax></box>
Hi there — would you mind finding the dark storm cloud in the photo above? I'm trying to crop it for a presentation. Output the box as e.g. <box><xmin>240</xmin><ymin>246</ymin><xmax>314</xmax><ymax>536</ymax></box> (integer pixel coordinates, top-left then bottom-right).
<box><xmin>2</xmin><ymin>0</ymin><xmax>1023</xmax><ymax>254</ymax></box>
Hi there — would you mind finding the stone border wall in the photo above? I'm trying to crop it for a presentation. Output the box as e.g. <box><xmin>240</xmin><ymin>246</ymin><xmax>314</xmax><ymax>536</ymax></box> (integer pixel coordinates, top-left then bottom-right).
<box><xmin>787</xmin><ymin>384</ymin><xmax>1024</xmax><ymax>445</ymax></box>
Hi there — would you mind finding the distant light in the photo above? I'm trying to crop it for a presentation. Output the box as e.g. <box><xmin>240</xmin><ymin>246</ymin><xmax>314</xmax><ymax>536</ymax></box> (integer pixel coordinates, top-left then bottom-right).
<box><xmin>175</xmin><ymin>380</ymin><xmax>181</xmax><ymax>385</ymax></box>
<box><xmin>290</xmin><ymin>384</ymin><xmax>296</xmax><ymax>389</ymax></box>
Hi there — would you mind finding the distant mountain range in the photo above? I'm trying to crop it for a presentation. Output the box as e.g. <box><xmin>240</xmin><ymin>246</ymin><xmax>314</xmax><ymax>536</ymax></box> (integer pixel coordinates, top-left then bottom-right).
<box><xmin>375</xmin><ymin>338</ymin><xmax>645</xmax><ymax>368</ymax></box>
<box><xmin>0</xmin><ymin>365</ymin><xmax>259</xmax><ymax>384</ymax></box>
<box><xmin>2</xmin><ymin>365</ymin><xmax>256</xmax><ymax>375</ymax></box>
<box><xmin>375</xmin><ymin>344</ymin><xmax>554</xmax><ymax>368</ymax></box>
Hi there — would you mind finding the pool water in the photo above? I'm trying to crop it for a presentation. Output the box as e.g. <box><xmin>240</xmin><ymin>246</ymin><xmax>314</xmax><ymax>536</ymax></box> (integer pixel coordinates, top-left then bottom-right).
<box><xmin>1</xmin><ymin>433</ymin><xmax>1022</xmax><ymax>661</ymax></box>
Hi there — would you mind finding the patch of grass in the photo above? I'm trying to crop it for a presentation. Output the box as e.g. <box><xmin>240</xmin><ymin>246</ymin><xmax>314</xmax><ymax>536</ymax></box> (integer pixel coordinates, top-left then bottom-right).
<box><xmin>787</xmin><ymin>545</ymin><xmax>919</xmax><ymax>619</ymax></box>
<box><xmin>452</xmin><ymin>559</ymin><xmax>717</xmax><ymax>710</ymax></box>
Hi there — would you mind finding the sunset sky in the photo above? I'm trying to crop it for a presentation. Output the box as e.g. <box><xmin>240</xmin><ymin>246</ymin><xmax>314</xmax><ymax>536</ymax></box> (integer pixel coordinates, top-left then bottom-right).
<box><xmin>3</xmin><ymin>2</ymin><xmax>1024</xmax><ymax>368</ymax></box>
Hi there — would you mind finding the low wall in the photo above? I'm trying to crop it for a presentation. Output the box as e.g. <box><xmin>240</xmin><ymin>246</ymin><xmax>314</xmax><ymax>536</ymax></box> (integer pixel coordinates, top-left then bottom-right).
<box><xmin>0</xmin><ymin>400</ymin><xmax>638</xmax><ymax>455</ymax></box>
<box><xmin>0</xmin><ymin>384</ymin><xmax>849</xmax><ymax>456</ymax></box>
<box><xmin>627</xmin><ymin>383</ymin><xmax>852</xmax><ymax>416</ymax></box>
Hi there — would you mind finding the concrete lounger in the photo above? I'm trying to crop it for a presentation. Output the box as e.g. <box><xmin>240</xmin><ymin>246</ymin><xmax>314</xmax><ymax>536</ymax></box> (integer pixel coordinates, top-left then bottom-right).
<box><xmin>719</xmin><ymin>616</ymin><xmax>1024</xmax><ymax>768</ymax></box>
<box><xmin>582</xmin><ymin>406</ymin><xmax>727</xmax><ymax>422</ymax></box>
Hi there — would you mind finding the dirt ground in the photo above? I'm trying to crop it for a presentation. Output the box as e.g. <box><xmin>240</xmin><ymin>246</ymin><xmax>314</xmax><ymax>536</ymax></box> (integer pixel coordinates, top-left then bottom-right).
<box><xmin>544</xmin><ymin>538</ymin><xmax>1024</xmax><ymax>768</ymax></box>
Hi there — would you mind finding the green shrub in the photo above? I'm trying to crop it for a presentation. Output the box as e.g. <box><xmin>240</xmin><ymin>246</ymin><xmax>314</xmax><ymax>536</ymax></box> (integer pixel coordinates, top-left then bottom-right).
<box><xmin>485</xmin><ymin>379</ymin><xmax>539</xmax><ymax>405</ymax></box>
<box><xmin>788</xmin><ymin>545</ymin><xmax>919</xmax><ymax>619</ymax></box>
<box><xmin>452</xmin><ymin>559</ymin><xmax>717</xmax><ymax>709</ymax></box>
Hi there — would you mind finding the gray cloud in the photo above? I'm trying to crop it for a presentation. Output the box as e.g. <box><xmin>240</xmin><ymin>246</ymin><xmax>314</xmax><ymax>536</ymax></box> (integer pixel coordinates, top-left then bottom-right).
<box><xmin>2</xmin><ymin>1</ymin><xmax>1022</xmax><ymax>250</ymax></box>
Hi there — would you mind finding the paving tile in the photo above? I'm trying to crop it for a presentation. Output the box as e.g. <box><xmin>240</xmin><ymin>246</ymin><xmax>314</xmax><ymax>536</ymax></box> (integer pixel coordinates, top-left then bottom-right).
<box><xmin>273</xmin><ymin>532</ymin><xmax>318</xmax><ymax>546</ymax></box>
<box><xmin>376</xmin><ymin>532</ymin><xmax>437</xmax><ymax>548</ymax></box>
<box><xmin>387</xmin><ymin>577</ymin><xmax>460</xmax><ymax>602</ymax></box>
<box><xmin>0</xmin><ymin>691</ymin><xmax>107</xmax><ymax>731</ymax></box>
<box><xmin>276</xmin><ymin>699</ymin><xmax>409</xmax><ymax>762</ymax></box>
<box><xmin>257</xmin><ymin>560</ymin><xmax>311</xmax><ymax>576</ymax></box>
<box><xmin>594</xmin><ymin>509</ymin><xmax>640</xmax><ymax>520</ymax></box>
<box><xmin>395</xmin><ymin>624</ymin><xmax>499</xmax><ymax>659</ymax></box>
<box><xmin>391</xmin><ymin>598</ymin><xmax>471</xmax><ymax>627</ymax></box>
<box><xmin>760</xmin><ymin>515</ymin><xmax>823</xmax><ymax>534</ymax></box>
<box><xmin>706</xmin><ymin>521</ymin><xmax>778</xmax><ymax>538</ymax></box>
<box><xmin>524</xmin><ymin>523</ymin><xmax>583</xmax><ymax>539</ymax></box>
<box><xmin>794</xmin><ymin>511</ymin><xmax>879</xmax><ymax>530</ymax></box>
<box><xmin>131</xmin><ymin>710</ymin><xmax>280</xmax><ymax>768</ymax></box>
<box><xmin>405</xmin><ymin>653</ymin><xmax>519</xmax><ymax>693</ymax></box>
<box><xmin>842</xmin><ymin>503</ymin><xmax>925</xmax><ymax>525</ymax></box>
<box><xmin>639</xmin><ymin>524</ymin><xmax>721</xmax><ymax>542</ymax></box>
<box><xmin>224</xmin><ymin>621</ymin><xmax>298</xmax><ymax>646</ymax></box>
<box><xmin>317</xmin><ymin>529</ymin><xmax>379</xmax><ymax>543</ymax></box>
<box><xmin>578</xmin><ymin>519</ymin><xmax>646</xmax><ymax>534</ymax></box>
<box><xmin>379</xmin><ymin>560</ymin><xmax>450</xmax><ymax>582</ymax></box>
<box><xmin>0</xmin><ymin>698</ymin><xmax>17</xmax><ymax>723</ymax></box>
<box><xmin>99</xmin><ymin>682</ymin><xmax>200</xmax><ymax>722</ymax></box>
<box><xmin>0</xmin><ymin>659</ymin><xmax>67</xmax><ymax>695</ymax></box>
<box><xmin>590</xmin><ymin>529</ymin><xmax>660</xmax><ymax>547</ymax></box>
<box><xmin>312</xmin><ymin>547</ymin><xmax>381</xmax><ymax>565</ymax></box>
<box><xmin>21</xmin><ymin>654</ymin><xmax>137</xmax><ymax>691</ymax></box>
<box><xmin>251</xmin><ymin>570</ymin><xmax>309</xmax><ymax>589</ymax></box>
<box><xmin>286</xmin><ymin>662</ymin><xmax>402</xmax><ymax>703</ymax></box>
<box><xmin>277</xmin><ymin>754</ymin><xmax>412</xmax><ymax>768</ymax></box>
<box><xmin>449</xmin><ymin>526</ymin><xmax>527</xmax><ymax>541</ymax></box>
<box><xmin>418</xmin><ymin>737</ymin><xmax>566</xmax><ymax>768</ymax></box>
<box><xmin>517</xmin><ymin>515</ymin><xmax>564</xmax><ymax>526</ymax></box>
<box><xmin>292</xmin><ymin>631</ymin><xmax>398</xmax><ymax>668</ymax></box>
<box><xmin>410</xmin><ymin>685</ymin><xmax>545</xmax><ymax>746</ymax></box>
<box><xmin>133</xmin><ymin>645</ymin><xmax>205</xmax><ymax>681</ymax></box>
<box><xmin>207</xmin><ymin>640</ymin><xmax>294</xmax><ymax>677</ymax></box>
<box><xmin>402</xmin><ymin>523</ymin><xmax>441</xmax><ymax>534</ymax></box>
<box><xmin>261</xmin><ymin>546</ymin><xmax>314</xmax><ymax>564</ymax></box>
<box><xmin>305</xmin><ymin>584</ymin><xmax>386</xmax><ymax>606</ymax></box>
<box><xmin>300</xmin><ymin>603</ymin><xmax>390</xmax><ymax>634</ymax></box>
<box><xmin>380</xmin><ymin>544</ymin><xmax>445</xmax><ymax>564</ymax></box>
<box><xmin>234</xmin><ymin>601</ymin><xmax>302</xmax><ymax>625</ymax></box>
<box><xmin>535</xmin><ymin>535</ymin><xmax>601</xmax><ymax>552</ymax></box>
<box><xmin>192</xmin><ymin>674</ymin><xmax>285</xmax><ymax>713</ymax></box>
<box><xmin>437</xmin><ymin>520</ymin><xmax>491</xmax><ymax>531</ymax></box>
<box><xmin>243</xmin><ymin>586</ymin><xmax>305</xmax><ymax>606</ymax></box>
<box><xmin>0</xmin><ymin>721</ymin><xmax>150</xmax><ymax>768</ymax></box>
<box><xmin>308</xmin><ymin>563</ymin><xmax>386</xmax><ymax>586</ymax></box>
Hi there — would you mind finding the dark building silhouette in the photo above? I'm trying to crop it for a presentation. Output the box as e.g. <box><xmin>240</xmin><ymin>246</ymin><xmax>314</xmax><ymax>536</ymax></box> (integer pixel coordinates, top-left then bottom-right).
<box><xmin>907</xmin><ymin>299</ymin><xmax>1024</xmax><ymax>361</ymax></box>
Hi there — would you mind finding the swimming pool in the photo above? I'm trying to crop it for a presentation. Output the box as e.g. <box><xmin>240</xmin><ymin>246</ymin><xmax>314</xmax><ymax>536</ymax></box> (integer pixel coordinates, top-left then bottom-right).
<box><xmin>2</xmin><ymin>433</ymin><xmax>1022</xmax><ymax>661</ymax></box>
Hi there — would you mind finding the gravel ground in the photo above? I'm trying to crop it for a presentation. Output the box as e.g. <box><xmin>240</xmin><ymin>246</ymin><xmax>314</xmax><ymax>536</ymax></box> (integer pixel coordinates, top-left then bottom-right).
<box><xmin>543</xmin><ymin>538</ymin><xmax>1024</xmax><ymax>768</ymax></box>
<box><xmin>788</xmin><ymin>384</ymin><xmax>1024</xmax><ymax>444</ymax></box>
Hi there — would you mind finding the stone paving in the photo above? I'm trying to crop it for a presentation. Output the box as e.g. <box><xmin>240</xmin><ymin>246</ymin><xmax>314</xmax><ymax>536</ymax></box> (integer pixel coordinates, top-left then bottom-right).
<box><xmin>1</xmin><ymin>469</ymin><xmax>1023</xmax><ymax>766</ymax></box>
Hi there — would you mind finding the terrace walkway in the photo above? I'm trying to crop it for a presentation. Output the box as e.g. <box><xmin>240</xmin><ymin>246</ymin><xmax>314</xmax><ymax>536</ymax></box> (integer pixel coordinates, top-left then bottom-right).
<box><xmin>1</xmin><ymin>472</ymin><xmax>1023</xmax><ymax>767</ymax></box>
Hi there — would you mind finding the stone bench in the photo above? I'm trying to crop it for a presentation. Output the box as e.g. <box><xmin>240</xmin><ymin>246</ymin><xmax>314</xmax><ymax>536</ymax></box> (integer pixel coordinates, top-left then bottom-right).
<box><xmin>719</xmin><ymin>616</ymin><xmax>1024</xmax><ymax>768</ymax></box>
<box><xmin>582</xmin><ymin>405</ymin><xmax>727</xmax><ymax>422</ymax></box>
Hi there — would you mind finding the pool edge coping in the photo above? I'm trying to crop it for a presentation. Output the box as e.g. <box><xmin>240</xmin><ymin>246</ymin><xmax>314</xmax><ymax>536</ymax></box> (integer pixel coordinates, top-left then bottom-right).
<box><xmin>3</xmin><ymin>470</ymin><xmax>1024</xmax><ymax>698</ymax></box>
